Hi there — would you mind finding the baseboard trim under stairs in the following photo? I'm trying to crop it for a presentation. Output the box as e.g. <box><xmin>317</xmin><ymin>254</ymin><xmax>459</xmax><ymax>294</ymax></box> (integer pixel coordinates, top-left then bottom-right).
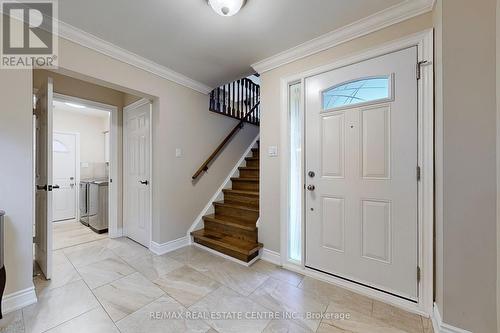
<box><xmin>189</xmin><ymin>135</ymin><xmax>262</xmax><ymax>264</ymax></box>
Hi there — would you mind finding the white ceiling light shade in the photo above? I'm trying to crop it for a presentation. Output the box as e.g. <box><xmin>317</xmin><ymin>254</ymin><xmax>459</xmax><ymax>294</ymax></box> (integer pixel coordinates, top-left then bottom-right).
<box><xmin>208</xmin><ymin>0</ymin><xmax>246</xmax><ymax>17</ymax></box>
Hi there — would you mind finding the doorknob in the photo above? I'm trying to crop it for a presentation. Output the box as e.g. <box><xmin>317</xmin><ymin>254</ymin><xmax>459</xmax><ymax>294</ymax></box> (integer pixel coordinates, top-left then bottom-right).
<box><xmin>139</xmin><ymin>180</ymin><xmax>149</xmax><ymax>185</ymax></box>
<box><xmin>307</xmin><ymin>185</ymin><xmax>315</xmax><ymax>191</ymax></box>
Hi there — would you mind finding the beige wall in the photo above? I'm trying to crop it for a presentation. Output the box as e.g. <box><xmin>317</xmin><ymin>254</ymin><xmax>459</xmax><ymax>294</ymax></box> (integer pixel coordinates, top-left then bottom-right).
<box><xmin>497</xmin><ymin>0</ymin><xmax>500</xmax><ymax>332</ymax></box>
<box><xmin>0</xmin><ymin>33</ymin><xmax>257</xmax><ymax>304</ymax></box>
<box><xmin>433</xmin><ymin>1</ymin><xmax>497</xmax><ymax>332</ymax></box>
<box><xmin>259</xmin><ymin>13</ymin><xmax>433</xmax><ymax>253</ymax></box>
<box><xmin>0</xmin><ymin>70</ymin><xmax>34</xmax><ymax>297</ymax></box>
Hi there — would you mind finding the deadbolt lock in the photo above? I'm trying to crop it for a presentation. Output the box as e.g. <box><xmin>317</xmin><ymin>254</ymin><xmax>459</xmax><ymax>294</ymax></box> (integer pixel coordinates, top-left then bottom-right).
<box><xmin>308</xmin><ymin>171</ymin><xmax>315</xmax><ymax>178</ymax></box>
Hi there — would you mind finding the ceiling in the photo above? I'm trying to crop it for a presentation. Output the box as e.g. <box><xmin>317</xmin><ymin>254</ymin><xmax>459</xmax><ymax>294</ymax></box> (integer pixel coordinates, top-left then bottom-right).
<box><xmin>53</xmin><ymin>100</ymin><xmax>110</xmax><ymax>119</ymax></box>
<box><xmin>58</xmin><ymin>0</ymin><xmax>405</xmax><ymax>88</ymax></box>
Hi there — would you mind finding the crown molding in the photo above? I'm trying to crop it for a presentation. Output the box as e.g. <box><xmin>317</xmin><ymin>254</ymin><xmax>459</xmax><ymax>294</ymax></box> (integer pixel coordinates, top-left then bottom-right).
<box><xmin>251</xmin><ymin>0</ymin><xmax>435</xmax><ymax>74</ymax></box>
<box><xmin>57</xmin><ymin>20</ymin><xmax>212</xmax><ymax>94</ymax></box>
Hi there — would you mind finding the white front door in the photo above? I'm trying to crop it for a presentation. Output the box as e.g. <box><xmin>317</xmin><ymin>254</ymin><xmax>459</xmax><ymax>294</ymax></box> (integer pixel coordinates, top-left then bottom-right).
<box><xmin>305</xmin><ymin>47</ymin><xmax>418</xmax><ymax>300</ymax></box>
<box><xmin>123</xmin><ymin>100</ymin><xmax>152</xmax><ymax>247</ymax></box>
<box><xmin>53</xmin><ymin>132</ymin><xmax>77</xmax><ymax>222</ymax></box>
<box><xmin>35</xmin><ymin>77</ymin><xmax>54</xmax><ymax>279</ymax></box>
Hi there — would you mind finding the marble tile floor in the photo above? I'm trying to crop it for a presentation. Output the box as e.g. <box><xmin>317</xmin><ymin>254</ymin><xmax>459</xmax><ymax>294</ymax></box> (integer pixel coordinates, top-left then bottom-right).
<box><xmin>1</xmin><ymin>239</ymin><xmax>434</xmax><ymax>333</ymax></box>
<box><xmin>53</xmin><ymin>220</ymin><xmax>108</xmax><ymax>250</ymax></box>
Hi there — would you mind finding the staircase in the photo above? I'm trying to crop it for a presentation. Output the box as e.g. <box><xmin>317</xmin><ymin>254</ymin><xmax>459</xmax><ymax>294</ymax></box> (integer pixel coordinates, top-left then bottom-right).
<box><xmin>191</xmin><ymin>143</ymin><xmax>262</xmax><ymax>262</ymax></box>
<box><xmin>191</xmin><ymin>75</ymin><xmax>262</xmax><ymax>263</ymax></box>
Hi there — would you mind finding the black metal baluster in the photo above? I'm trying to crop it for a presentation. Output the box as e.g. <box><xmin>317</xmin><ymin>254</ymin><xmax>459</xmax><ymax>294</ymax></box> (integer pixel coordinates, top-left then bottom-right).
<box><xmin>224</xmin><ymin>85</ymin><xmax>228</xmax><ymax>114</ymax></box>
<box><xmin>232</xmin><ymin>82</ymin><xmax>235</xmax><ymax>118</ymax></box>
<box><xmin>240</xmin><ymin>80</ymin><xmax>243</xmax><ymax>118</ymax></box>
<box><xmin>217</xmin><ymin>87</ymin><xmax>221</xmax><ymax>113</ymax></box>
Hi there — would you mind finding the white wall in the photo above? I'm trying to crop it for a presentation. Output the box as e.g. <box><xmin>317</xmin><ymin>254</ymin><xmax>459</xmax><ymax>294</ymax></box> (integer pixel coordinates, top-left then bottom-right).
<box><xmin>53</xmin><ymin>108</ymin><xmax>109</xmax><ymax>179</ymax></box>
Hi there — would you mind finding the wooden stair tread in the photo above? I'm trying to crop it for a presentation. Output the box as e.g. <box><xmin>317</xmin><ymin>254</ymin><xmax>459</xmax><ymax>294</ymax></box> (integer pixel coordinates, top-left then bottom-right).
<box><xmin>222</xmin><ymin>189</ymin><xmax>259</xmax><ymax>196</ymax></box>
<box><xmin>245</xmin><ymin>157</ymin><xmax>259</xmax><ymax>160</ymax></box>
<box><xmin>231</xmin><ymin>177</ymin><xmax>259</xmax><ymax>182</ymax></box>
<box><xmin>213</xmin><ymin>201</ymin><xmax>259</xmax><ymax>212</ymax></box>
<box><xmin>191</xmin><ymin>229</ymin><xmax>263</xmax><ymax>255</ymax></box>
<box><xmin>239</xmin><ymin>166</ymin><xmax>259</xmax><ymax>170</ymax></box>
<box><xmin>203</xmin><ymin>214</ymin><xmax>256</xmax><ymax>231</ymax></box>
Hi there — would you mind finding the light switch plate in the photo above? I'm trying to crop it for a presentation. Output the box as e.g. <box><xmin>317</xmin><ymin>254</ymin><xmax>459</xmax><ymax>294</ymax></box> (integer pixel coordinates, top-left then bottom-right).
<box><xmin>175</xmin><ymin>148</ymin><xmax>182</xmax><ymax>158</ymax></box>
<box><xmin>268</xmin><ymin>146</ymin><xmax>278</xmax><ymax>157</ymax></box>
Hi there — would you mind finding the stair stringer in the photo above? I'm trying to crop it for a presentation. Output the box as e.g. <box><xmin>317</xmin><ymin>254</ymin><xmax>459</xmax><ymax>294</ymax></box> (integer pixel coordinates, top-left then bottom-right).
<box><xmin>187</xmin><ymin>135</ymin><xmax>260</xmax><ymax>244</ymax></box>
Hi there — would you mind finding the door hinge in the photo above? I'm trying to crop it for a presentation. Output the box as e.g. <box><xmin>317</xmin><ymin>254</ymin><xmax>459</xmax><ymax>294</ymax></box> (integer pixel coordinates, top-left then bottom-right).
<box><xmin>416</xmin><ymin>60</ymin><xmax>429</xmax><ymax>80</ymax></box>
<box><xmin>417</xmin><ymin>266</ymin><xmax>421</xmax><ymax>282</ymax></box>
<box><xmin>416</xmin><ymin>166</ymin><xmax>421</xmax><ymax>181</ymax></box>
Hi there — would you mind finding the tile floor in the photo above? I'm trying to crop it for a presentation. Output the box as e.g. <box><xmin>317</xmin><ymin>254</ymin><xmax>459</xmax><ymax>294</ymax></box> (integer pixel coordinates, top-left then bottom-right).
<box><xmin>52</xmin><ymin>220</ymin><xmax>107</xmax><ymax>250</ymax></box>
<box><xmin>0</xmin><ymin>238</ymin><xmax>434</xmax><ymax>333</ymax></box>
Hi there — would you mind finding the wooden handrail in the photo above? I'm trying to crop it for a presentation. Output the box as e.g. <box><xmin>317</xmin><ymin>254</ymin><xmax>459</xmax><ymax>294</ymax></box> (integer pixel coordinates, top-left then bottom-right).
<box><xmin>192</xmin><ymin>101</ymin><xmax>260</xmax><ymax>180</ymax></box>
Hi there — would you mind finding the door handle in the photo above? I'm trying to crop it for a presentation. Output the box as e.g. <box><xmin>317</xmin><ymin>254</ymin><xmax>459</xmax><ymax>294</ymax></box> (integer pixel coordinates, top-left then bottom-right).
<box><xmin>139</xmin><ymin>180</ymin><xmax>149</xmax><ymax>185</ymax></box>
<box><xmin>307</xmin><ymin>185</ymin><xmax>315</xmax><ymax>191</ymax></box>
<box><xmin>52</xmin><ymin>185</ymin><xmax>60</xmax><ymax>189</ymax></box>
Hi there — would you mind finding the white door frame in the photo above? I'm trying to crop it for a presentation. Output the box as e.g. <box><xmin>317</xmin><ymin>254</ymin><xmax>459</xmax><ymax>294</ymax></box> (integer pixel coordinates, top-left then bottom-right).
<box><xmin>52</xmin><ymin>93</ymin><xmax>119</xmax><ymax>237</ymax></box>
<box><xmin>123</xmin><ymin>98</ymin><xmax>153</xmax><ymax>249</ymax></box>
<box><xmin>279</xmin><ymin>29</ymin><xmax>434</xmax><ymax>316</ymax></box>
<box><xmin>52</xmin><ymin>131</ymin><xmax>80</xmax><ymax>222</ymax></box>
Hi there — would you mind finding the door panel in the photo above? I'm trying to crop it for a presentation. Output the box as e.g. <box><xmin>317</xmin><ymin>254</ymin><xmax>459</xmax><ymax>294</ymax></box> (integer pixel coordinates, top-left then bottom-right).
<box><xmin>124</xmin><ymin>101</ymin><xmax>151</xmax><ymax>248</ymax></box>
<box><xmin>35</xmin><ymin>78</ymin><xmax>54</xmax><ymax>279</ymax></box>
<box><xmin>305</xmin><ymin>47</ymin><xmax>418</xmax><ymax>300</ymax></box>
<box><xmin>53</xmin><ymin>132</ymin><xmax>77</xmax><ymax>221</ymax></box>
<box><xmin>321</xmin><ymin>113</ymin><xmax>345</xmax><ymax>178</ymax></box>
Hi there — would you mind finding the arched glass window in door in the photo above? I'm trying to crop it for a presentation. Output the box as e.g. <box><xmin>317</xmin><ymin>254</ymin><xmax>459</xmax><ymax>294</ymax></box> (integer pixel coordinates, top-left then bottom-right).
<box><xmin>53</xmin><ymin>139</ymin><xmax>69</xmax><ymax>153</ymax></box>
<box><xmin>322</xmin><ymin>75</ymin><xmax>392</xmax><ymax>110</ymax></box>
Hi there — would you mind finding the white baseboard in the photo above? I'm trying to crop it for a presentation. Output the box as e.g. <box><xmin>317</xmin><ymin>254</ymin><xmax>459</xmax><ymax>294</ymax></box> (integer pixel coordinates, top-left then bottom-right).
<box><xmin>150</xmin><ymin>237</ymin><xmax>189</xmax><ymax>255</ymax></box>
<box><xmin>2</xmin><ymin>286</ymin><xmax>37</xmax><ymax>314</ymax></box>
<box><xmin>260</xmin><ymin>248</ymin><xmax>281</xmax><ymax>266</ymax></box>
<box><xmin>187</xmin><ymin>134</ymin><xmax>260</xmax><ymax>239</ymax></box>
<box><xmin>432</xmin><ymin>303</ymin><xmax>472</xmax><ymax>333</ymax></box>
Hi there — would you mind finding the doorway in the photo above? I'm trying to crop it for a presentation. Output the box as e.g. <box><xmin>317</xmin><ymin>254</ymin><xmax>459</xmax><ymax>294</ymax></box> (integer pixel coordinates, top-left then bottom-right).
<box><xmin>281</xmin><ymin>31</ymin><xmax>434</xmax><ymax>313</ymax></box>
<box><xmin>51</xmin><ymin>94</ymin><xmax>114</xmax><ymax>250</ymax></box>
<box><xmin>305</xmin><ymin>47</ymin><xmax>418</xmax><ymax>301</ymax></box>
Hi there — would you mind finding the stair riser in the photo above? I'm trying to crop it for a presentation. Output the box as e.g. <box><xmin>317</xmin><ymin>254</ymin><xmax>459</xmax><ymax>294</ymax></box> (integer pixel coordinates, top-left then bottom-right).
<box><xmin>232</xmin><ymin>180</ymin><xmax>259</xmax><ymax>191</ymax></box>
<box><xmin>224</xmin><ymin>193</ymin><xmax>259</xmax><ymax>208</ymax></box>
<box><xmin>214</xmin><ymin>205</ymin><xmax>258</xmax><ymax>222</ymax></box>
<box><xmin>251</xmin><ymin>149</ymin><xmax>260</xmax><ymax>156</ymax></box>
<box><xmin>239</xmin><ymin>169</ymin><xmax>259</xmax><ymax>178</ymax></box>
<box><xmin>204</xmin><ymin>220</ymin><xmax>257</xmax><ymax>242</ymax></box>
<box><xmin>193</xmin><ymin>237</ymin><xmax>258</xmax><ymax>262</ymax></box>
<box><xmin>245</xmin><ymin>159</ymin><xmax>259</xmax><ymax>168</ymax></box>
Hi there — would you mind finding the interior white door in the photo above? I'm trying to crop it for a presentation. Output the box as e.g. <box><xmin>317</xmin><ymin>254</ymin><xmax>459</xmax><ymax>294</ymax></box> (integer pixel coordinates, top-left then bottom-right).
<box><xmin>305</xmin><ymin>47</ymin><xmax>418</xmax><ymax>300</ymax></box>
<box><xmin>35</xmin><ymin>77</ymin><xmax>54</xmax><ymax>279</ymax></box>
<box><xmin>123</xmin><ymin>101</ymin><xmax>151</xmax><ymax>247</ymax></box>
<box><xmin>53</xmin><ymin>132</ymin><xmax>77</xmax><ymax>222</ymax></box>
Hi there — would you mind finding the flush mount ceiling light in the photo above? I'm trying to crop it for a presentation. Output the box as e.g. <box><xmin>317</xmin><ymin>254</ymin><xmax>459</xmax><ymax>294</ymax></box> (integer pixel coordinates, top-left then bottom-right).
<box><xmin>207</xmin><ymin>0</ymin><xmax>246</xmax><ymax>17</ymax></box>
